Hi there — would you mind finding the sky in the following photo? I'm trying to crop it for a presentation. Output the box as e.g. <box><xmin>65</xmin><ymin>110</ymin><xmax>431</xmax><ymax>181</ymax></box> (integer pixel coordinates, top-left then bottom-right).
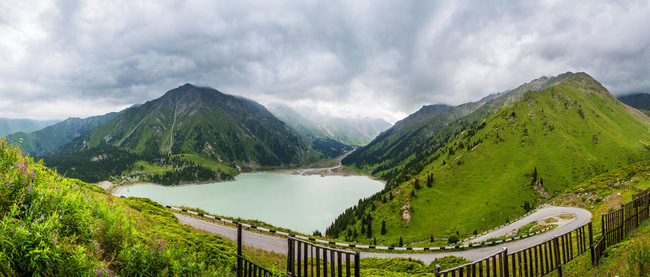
<box><xmin>1</xmin><ymin>0</ymin><xmax>649</xmax><ymax>123</ymax></box>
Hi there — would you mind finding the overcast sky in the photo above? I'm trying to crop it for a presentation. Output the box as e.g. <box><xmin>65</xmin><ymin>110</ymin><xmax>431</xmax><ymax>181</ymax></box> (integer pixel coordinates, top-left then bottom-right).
<box><xmin>1</xmin><ymin>0</ymin><xmax>649</xmax><ymax>123</ymax></box>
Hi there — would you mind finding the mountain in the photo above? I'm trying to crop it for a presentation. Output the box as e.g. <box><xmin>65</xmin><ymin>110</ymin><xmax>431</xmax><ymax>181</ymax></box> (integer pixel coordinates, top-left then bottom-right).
<box><xmin>4</xmin><ymin>112</ymin><xmax>120</xmax><ymax>156</ymax></box>
<box><xmin>328</xmin><ymin>73</ymin><xmax>650</xmax><ymax>245</ymax></box>
<box><xmin>267</xmin><ymin>103</ymin><xmax>392</xmax><ymax>147</ymax></box>
<box><xmin>46</xmin><ymin>84</ymin><xmax>348</xmax><ymax>183</ymax></box>
<box><xmin>618</xmin><ymin>93</ymin><xmax>650</xmax><ymax>115</ymax></box>
<box><xmin>0</xmin><ymin>118</ymin><xmax>60</xmax><ymax>137</ymax></box>
<box><xmin>341</xmin><ymin>74</ymin><xmax>572</xmax><ymax>184</ymax></box>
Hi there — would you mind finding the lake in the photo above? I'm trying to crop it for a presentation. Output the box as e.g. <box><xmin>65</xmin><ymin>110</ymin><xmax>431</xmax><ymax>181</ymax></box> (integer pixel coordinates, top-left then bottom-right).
<box><xmin>116</xmin><ymin>172</ymin><xmax>384</xmax><ymax>234</ymax></box>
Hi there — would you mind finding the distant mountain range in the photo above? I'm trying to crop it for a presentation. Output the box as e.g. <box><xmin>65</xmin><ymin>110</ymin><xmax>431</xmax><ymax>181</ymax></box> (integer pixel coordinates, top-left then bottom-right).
<box><xmin>4</xmin><ymin>112</ymin><xmax>121</xmax><ymax>156</ymax></box>
<box><xmin>39</xmin><ymin>84</ymin><xmax>352</xmax><ymax>183</ymax></box>
<box><xmin>328</xmin><ymin>72</ymin><xmax>650</xmax><ymax>245</ymax></box>
<box><xmin>618</xmin><ymin>93</ymin><xmax>650</xmax><ymax>115</ymax></box>
<box><xmin>267</xmin><ymin>103</ymin><xmax>392</xmax><ymax>147</ymax></box>
<box><xmin>0</xmin><ymin>118</ymin><xmax>60</xmax><ymax>137</ymax></box>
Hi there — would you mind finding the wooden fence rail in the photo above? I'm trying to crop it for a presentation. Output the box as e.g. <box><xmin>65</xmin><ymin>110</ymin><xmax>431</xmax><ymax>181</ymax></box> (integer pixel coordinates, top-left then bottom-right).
<box><xmin>435</xmin><ymin>248</ymin><xmax>508</xmax><ymax>277</ymax></box>
<box><xmin>287</xmin><ymin>237</ymin><xmax>360</xmax><ymax>277</ymax></box>
<box><xmin>237</xmin><ymin>224</ymin><xmax>279</xmax><ymax>277</ymax></box>
<box><xmin>593</xmin><ymin>188</ymin><xmax>650</xmax><ymax>265</ymax></box>
<box><xmin>435</xmin><ymin>222</ymin><xmax>592</xmax><ymax>277</ymax></box>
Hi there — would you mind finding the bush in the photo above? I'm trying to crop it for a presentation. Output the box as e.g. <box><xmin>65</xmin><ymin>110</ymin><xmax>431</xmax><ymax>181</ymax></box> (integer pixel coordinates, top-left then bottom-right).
<box><xmin>447</xmin><ymin>234</ymin><xmax>460</xmax><ymax>244</ymax></box>
<box><xmin>428</xmin><ymin>256</ymin><xmax>471</xmax><ymax>271</ymax></box>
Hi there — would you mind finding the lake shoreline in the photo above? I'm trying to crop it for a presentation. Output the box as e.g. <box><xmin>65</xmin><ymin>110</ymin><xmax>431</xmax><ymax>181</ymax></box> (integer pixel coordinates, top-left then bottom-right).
<box><xmin>107</xmin><ymin>171</ymin><xmax>385</xmax><ymax>234</ymax></box>
<box><xmin>106</xmin><ymin>165</ymin><xmax>384</xmax><ymax>194</ymax></box>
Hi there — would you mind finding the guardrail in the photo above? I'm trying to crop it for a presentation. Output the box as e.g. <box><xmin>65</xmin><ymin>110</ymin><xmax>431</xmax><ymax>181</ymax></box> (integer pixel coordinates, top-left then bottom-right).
<box><xmin>163</xmin><ymin>204</ymin><xmax>552</xmax><ymax>251</ymax></box>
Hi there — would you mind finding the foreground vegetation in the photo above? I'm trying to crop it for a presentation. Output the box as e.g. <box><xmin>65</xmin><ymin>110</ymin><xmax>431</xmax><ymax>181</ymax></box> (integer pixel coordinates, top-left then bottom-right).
<box><xmin>564</xmin><ymin>220</ymin><xmax>650</xmax><ymax>276</ymax></box>
<box><xmin>0</xmin><ymin>138</ymin><xmax>238</xmax><ymax>275</ymax></box>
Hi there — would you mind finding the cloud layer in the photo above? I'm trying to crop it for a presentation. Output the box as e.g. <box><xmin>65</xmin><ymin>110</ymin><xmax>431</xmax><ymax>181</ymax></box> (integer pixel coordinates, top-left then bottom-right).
<box><xmin>1</xmin><ymin>0</ymin><xmax>649</xmax><ymax>122</ymax></box>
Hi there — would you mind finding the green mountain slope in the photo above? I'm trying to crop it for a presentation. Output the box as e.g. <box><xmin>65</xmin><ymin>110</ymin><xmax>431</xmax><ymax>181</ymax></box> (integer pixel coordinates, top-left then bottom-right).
<box><xmin>4</xmin><ymin>111</ymin><xmax>120</xmax><ymax>156</ymax></box>
<box><xmin>268</xmin><ymin>103</ymin><xmax>392</xmax><ymax>147</ymax></box>
<box><xmin>62</xmin><ymin>84</ymin><xmax>317</xmax><ymax>167</ymax></box>
<box><xmin>341</xmin><ymin>74</ymin><xmax>574</xmax><ymax>185</ymax></box>
<box><xmin>0</xmin><ymin>118</ymin><xmax>60</xmax><ymax>137</ymax></box>
<box><xmin>328</xmin><ymin>73</ymin><xmax>650</xmax><ymax>245</ymax></box>
<box><xmin>46</xmin><ymin>84</ymin><xmax>348</xmax><ymax>183</ymax></box>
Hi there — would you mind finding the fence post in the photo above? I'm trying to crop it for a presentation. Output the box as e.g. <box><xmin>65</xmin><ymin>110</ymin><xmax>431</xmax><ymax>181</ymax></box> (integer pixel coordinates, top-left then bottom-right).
<box><xmin>355</xmin><ymin>251</ymin><xmax>361</xmax><ymax>277</ymax></box>
<box><xmin>634</xmin><ymin>201</ymin><xmax>640</xmax><ymax>229</ymax></box>
<box><xmin>434</xmin><ymin>264</ymin><xmax>440</xmax><ymax>277</ymax></box>
<box><xmin>600</xmin><ymin>214</ymin><xmax>605</xmax><ymax>246</ymax></box>
<box><xmin>287</xmin><ymin>238</ymin><xmax>293</xmax><ymax>274</ymax></box>
<box><xmin>237</xmin><ymin>223</ymin><xmax>242</xmax><ymax>277</ymax></box>
<box><xmin>588</xmin><ymin>221</ymin><xmax>595</xmax><ymax>266</ymax></box>
<box><xmin>553</xmin><ymin>236</ymin><xmax>562</xmax><ymax>277</ymax></box>
<box><xmin>503</xmin><ymin>247</ymin><xmax>509</xmax><ymax>277</ymax></box>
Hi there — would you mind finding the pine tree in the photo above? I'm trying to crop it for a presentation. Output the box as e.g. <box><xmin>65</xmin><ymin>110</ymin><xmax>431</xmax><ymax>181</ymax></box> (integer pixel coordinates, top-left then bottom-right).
<box><xmin>381</xmin><ymin>220</ymin><xmax>387</xmax><ymax>235</ymax></box>
<box><xmin>366</xmin><ymin>222</ymin><xmax>372</xmax><ymax>238</ymax></box>
<box><xmin>399</xmin><ymin>237</ymin><xmax>403</xmax><ymax>246</ymax></box>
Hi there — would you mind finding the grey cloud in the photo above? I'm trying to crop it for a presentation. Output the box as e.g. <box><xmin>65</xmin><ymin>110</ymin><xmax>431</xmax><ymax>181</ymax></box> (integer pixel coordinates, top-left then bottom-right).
<box><xmin>0</xmin><ymin>0</ymin><xmax>649</xmax><ymax>122</ymax></box>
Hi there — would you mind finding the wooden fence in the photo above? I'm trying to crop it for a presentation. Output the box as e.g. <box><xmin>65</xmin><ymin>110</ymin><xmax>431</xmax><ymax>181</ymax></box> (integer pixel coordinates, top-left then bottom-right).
<box><xmin>287</xmin><ymin>236</ymin><xmax>361</xmax><ymax>277</ymax></box>
<box><xmin>435</xmin><ymin>248</ymin><xmax>508</xmax><ymax>276</ymax></box>
<box><xmin>237</xmin><ymin>224</ymin><xmax>278</xmax><ymax>277</ymax></box>
<box><xmin>434</xmin><ymin>222</ymin><xmax>593</xmax><ymax>277</ymax></box>
<box><xmin>593</xmin><ymin>188</ymin><xmax>650</xmax><ymax>265</ymax></box>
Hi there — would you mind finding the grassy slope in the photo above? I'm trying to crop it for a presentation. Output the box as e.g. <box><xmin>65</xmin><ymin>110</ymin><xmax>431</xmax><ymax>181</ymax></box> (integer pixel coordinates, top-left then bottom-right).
<box><xmin>61</xmin><ymin>85</ymin><xmax>343</xmax><ymax>175</ymax></box>
<box><xmin>0</xmin><ymin>138</ymin><xmax>239</xmax><ymax>276</ymax></box>
<box><xmin>5</xmin><ymin>112</ymin><xmax>119</xmax><ymax>156</ymax></box>
<box><xmin>338</xmin><ymin>73</ymin><xmax>650</xmax><ymax>246</ymax></box>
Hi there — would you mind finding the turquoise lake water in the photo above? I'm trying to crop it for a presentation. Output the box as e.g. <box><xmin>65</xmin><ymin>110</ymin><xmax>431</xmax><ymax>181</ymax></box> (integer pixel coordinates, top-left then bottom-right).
<box><xmin>117</xmin><ymin>173</ymin><xmax>384</xmax><ymax>234</ymax></box>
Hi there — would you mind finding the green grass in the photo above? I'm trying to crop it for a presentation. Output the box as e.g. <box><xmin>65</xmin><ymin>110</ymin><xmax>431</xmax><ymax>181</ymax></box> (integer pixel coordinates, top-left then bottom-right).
<box><xmin>332</xmin><ymin>74</ymin><xmax>650</xmax><ymax>247</ymax></box>
<box><xmin>359</xmin><ymin>256</ymin><xmax>470</xmax><ymax>276</ymax></box>
<box><xmin>175</xmin><ymin>154</ymin><xmax>239</xmax><ymax>176</ymax></box>
<box><xmin>0</xmin><ymin>138</ymin><xmax>239</xmax><ymax>275</ymax></box>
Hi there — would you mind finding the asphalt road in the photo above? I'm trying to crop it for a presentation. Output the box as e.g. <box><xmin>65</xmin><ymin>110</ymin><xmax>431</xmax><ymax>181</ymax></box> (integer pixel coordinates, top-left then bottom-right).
<box><xmin>174</xmin><ymin>205</ymin><xmax>592</xmax><ymax>264</ymax></box>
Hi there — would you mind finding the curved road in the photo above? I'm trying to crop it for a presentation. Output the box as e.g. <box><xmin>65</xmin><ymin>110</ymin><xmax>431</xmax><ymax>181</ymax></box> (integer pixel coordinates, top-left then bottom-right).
<box><xmin>174</xmin><ymin>205</ymin><xmax>591</xmax><ymax>264</ymax></box>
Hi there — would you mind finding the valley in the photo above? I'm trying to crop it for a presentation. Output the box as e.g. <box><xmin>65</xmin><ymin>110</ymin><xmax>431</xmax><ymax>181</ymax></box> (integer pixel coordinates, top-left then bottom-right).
<box><xmin>3</xmin><ymin>72</ymin><xmax>650</xmax><ymax>276</ymax></box>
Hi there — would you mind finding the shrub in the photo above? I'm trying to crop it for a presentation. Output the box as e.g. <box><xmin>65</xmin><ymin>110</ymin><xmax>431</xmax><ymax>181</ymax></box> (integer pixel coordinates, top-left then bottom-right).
<box><xmin>428</xmin><ymin>256</ymin><xmax>471</xmax><ymax>271</ymax></box>
<box><xmin>447</xmin><ymin>234</ymin><xmax>460</xmax><ymax>244</ymax></box>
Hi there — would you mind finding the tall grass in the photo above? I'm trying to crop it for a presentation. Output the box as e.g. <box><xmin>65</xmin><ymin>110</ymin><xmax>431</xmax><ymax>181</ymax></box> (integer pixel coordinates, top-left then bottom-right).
<box><xmin>0</xmin><ymin>138</ymin><xmax>237</xmax><ymax>275</ymax></box>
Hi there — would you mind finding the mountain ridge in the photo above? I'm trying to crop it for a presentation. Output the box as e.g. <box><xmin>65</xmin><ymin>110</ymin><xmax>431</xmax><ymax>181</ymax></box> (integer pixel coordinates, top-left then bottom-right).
<box><xmin>328</xmin><ymin>72</ymin><xmax>650</xmax><ymax>245</ymax></box>
<box><xmin>4</xmin><ymin>112</ymin><xmax>121</xmax><ymax>156</ymax></box>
